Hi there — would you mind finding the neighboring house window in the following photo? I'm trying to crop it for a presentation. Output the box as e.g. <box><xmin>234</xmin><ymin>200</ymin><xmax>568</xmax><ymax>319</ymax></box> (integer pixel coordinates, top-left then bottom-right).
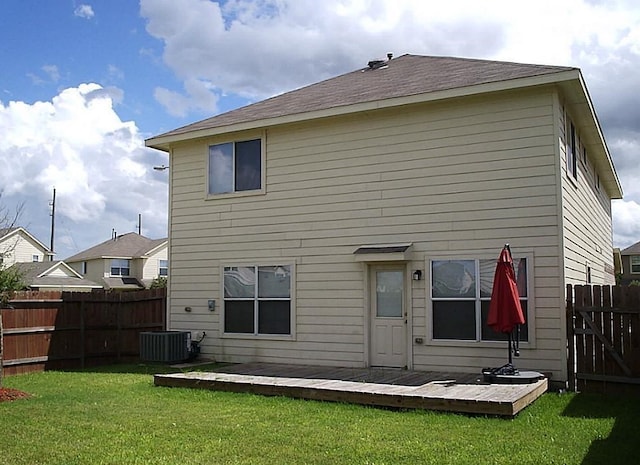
<box><xmin>631</xmin><ymin>256</ymin><xmax>640</xmax><ymax>274</ymax></box>
<box><xmin>566</xmin><ymin>119</ymin><xmax>577</xmax><ymax>179</ymax></box>
<box><xmin>208</xmin><ymin>139</ymin><xmax>261</xmax><ymax>195</ymax></box>
<box><xmin>32</xmin><ymin>255</ymin><xmax>39</xmax><ymax>262</ymax></box>
<box><xmin>81</xmin><ymin>261</ymin><xmax>87</xmax><ymax>275</ymax></box>
<box><xmin>431</xmin><ymin>258</ymin><xmax>528</xmax><ymax>342</ymax></box>
<box><xmin>110</xmin><ymin>259</ymin><xmax>130</xmax><ymax>277</ymax></box>
<box><xmin>223</xmin><ymin>265</ymin><xmax>291</xmax><ymax>335</ymax></box>
<box><xmin>159</xmin><ymin>259</ymin><xmax>168</xmax><ymax>276</ymax></box>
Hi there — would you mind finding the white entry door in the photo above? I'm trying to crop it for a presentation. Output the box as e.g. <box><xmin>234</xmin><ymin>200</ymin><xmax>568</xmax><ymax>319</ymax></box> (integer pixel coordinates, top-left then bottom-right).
<box><xmin>370</xmin><ymin>267</ymin><xmax>407</xmax><ymax>368</ymax></box>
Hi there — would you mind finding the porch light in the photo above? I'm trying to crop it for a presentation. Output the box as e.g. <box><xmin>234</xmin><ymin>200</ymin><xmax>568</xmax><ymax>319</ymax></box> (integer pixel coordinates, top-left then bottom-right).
<box><xmin>412</xmin><ymin>270</ymin><xmax>422</xmax><ymax>281</ymax></box>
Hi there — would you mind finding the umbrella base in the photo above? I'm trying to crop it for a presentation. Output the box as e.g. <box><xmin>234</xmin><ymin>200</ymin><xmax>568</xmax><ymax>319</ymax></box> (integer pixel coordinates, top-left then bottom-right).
<box><xmin>482</xmin><ymin>365</ymin><xmax>545</xmax><ymax>384</ymax></box>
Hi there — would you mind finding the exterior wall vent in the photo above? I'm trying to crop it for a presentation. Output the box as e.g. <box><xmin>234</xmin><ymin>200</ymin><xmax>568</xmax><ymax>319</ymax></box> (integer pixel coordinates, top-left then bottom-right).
<box><xmin>140</xmin><ymin>331</ymin><xmax>190</xmax><ymax>363</ymax></box>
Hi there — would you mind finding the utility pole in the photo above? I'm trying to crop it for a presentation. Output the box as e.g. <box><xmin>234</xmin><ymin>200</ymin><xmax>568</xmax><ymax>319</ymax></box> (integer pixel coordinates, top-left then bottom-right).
<box><xmin>49</xmin><ymin>187</ymin><xmax>56</xmax><ymax>260</ymax></box>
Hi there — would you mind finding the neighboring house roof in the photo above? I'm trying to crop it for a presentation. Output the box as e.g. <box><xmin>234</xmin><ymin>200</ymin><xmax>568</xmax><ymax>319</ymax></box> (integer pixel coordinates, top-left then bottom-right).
<box><xmin>11</xmin><ymin>261</ymin><xmax>102</xmax><ymax>290</ymax></box>
<box><xmin>146</xmin><ymin>53</ymin><xmax>622</xmax><ymax>200</ymax></box>
<box><xmin>102</xmin><ymin>277</ymin><xmax>145</xmax><ymax>290</ymax></box>
<box><xmin>0</xmin><ymin>227</ymin><xmax>54</xmax><ymax>258</ymax></box>
<box><xmin>65</xmin><ymin>232</ymin><xmax>167</xmax><ymax>262</ymax></box>
<box><xmin>621</xmin><ymin>241</ymin><xmax>640</xmax><ymax>255</ymax></box>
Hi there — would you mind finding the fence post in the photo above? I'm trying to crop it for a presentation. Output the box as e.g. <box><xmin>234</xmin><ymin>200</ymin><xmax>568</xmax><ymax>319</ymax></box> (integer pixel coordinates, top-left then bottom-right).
<box><xmin>566</xmin><ymin>284</ymin><xmax>576</xmax><ymax>392</ymax></box>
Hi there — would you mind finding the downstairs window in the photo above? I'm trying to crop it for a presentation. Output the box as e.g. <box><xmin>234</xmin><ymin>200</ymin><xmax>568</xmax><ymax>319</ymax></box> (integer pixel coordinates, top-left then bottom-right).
<box><xmin>431</xmin><ymin>258</ymin><xmax>529</xmax><ymax>342</ymax></box>
<box><xmin>223</xmin><ymin>265</ymin><xmax>292</xmax><ymax>336</ymax></box>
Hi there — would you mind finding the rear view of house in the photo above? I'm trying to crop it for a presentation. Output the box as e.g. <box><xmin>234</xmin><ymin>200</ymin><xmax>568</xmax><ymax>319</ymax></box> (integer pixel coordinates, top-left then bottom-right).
<box><xmin>146</xmin><ymin>54</ymin><xmax>622</xmax><ymax>385</ymax></box>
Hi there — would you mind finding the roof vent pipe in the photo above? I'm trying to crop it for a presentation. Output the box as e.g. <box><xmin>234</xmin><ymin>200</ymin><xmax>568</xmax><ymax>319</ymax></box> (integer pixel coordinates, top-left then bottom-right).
<box><xmin>368</xmin><ymin>53</ymin><xmax>393</xmax><ymax>70</ymax></box>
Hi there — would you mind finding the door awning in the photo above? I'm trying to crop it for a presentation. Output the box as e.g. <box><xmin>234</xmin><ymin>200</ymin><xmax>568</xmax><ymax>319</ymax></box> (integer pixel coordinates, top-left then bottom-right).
<box><xmin>353</xmin><ymin>243</ymin><xmax>413</xmax><ymax>262</ymax></box>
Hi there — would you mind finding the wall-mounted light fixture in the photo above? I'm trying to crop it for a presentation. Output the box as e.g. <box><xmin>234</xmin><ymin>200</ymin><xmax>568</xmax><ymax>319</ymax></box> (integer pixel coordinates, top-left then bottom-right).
<box><xmin>412</xmin><ymin>270</ymin><xmax>422</xmax><ymax>281</ymax></box>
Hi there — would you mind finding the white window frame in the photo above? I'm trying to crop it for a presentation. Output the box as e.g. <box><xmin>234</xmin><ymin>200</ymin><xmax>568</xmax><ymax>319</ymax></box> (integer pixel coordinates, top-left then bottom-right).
<box><xmin>32</xmin><ymin>255</ymin><xmax>39</xmax><ymax>262</ymax></box>
<box><xmin>206</xmin><ymin>134</ymin><xmax>266</xmax><ymax>198</ymax></box>
<box><xmin>221</xmin><ymin>263</ymin><xmax>295</xmax><ymax>339</ymax></box>
<box><xmin>110</xmin><ymin>259</ymin><xmax>130</xmax><ymax>277</ymax></box>
<box><xmin>566</xmin><ymin>117</ymin><xmax>577</xmax><ymax>180</ymax></box>
<box><xmin>631</xmin><ymin>256</ymin><xmax>640</xmax><ymax>274</ymax></box>
<box><xmin>159</xmin><ymin>259</ymin><xmax>168</xmax><ymax>277</ymax></box>
<box><xmin>427</xmin><ymin>254</ymin><xmax>532</xmax><ymax>346</ymax></box>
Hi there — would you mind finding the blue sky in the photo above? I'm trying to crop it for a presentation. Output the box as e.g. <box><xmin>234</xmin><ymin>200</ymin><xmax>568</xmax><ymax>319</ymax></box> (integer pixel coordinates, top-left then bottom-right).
<box><xmin>2</xmin><ymin>0</ymin><xmax>640</xmax><ymax>259</ymax></box>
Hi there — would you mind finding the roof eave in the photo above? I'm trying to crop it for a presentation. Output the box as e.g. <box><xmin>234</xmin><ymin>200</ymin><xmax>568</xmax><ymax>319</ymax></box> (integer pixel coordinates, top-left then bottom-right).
<box><xmin>145</xmin><ymin>70</ymin><xmax>582</xmax><ymax>152</ymax></box>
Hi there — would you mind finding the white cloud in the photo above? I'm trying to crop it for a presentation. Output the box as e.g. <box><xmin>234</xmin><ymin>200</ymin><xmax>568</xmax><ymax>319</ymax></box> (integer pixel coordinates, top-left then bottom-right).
<box><xmin>0</xmin><ymin>84</ymin><xmax>168</xmax><ymax>258</ymax></box>
<box><xmin>154</xmin><ymin>78</ymin><xmax>219</xmax><ymax>117</ymax></box>
<box><xmin>42</xmin><ymin>65</ymin><xmax>60</xmax><ymax>82</ymax></box>
<box><xmin>108</xmin><ymin>64</ymin><xmax>125</xmax><ymax>81</ymax></box>
<box><xmin>613</xmin><ymin>200</ymin><xmax>640</xmax><ymax>248</ymax></box>
<box><xmin>74</xmin><ymin>4</ymin><xmax>95</xmax><ymax>19</ymax></box>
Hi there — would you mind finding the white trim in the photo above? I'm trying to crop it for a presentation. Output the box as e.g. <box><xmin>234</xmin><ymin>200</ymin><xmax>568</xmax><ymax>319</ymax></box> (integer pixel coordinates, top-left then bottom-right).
<box><xmin>220</xmin><ymin>261</ymin><xmax>297</xmax><ymax>341</ymax></box>
<box><xmin>205</xmin><ymin>132</ymin><xmax>266</xmax><ymax>200</ymax></box>
<box><xmin>425</xmin><ymin>252</ymin><xmax>535</xmax><ymax>349</ymax></box>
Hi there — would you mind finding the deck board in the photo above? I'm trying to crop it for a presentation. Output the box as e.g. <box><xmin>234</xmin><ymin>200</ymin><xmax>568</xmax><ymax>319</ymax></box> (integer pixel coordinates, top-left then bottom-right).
<box><xmin>154</xmin><ymin>363</ymin><xmax>547</xmax><ymax>417</ymax></box>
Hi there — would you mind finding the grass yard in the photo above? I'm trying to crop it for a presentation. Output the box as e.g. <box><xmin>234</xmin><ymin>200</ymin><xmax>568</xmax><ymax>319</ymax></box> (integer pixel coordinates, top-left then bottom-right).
<box><xmin>1</xmin><ymin>364</ymin><xmax>639</xmax><ymax>465</ymax></box>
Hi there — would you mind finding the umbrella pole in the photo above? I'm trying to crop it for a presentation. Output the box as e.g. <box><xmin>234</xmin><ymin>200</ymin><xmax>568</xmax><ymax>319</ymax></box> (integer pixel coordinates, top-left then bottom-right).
<box><xmin>508</xmin><ymin>332</ymin><xmax>513</xmax><ymax>365</ymax></box>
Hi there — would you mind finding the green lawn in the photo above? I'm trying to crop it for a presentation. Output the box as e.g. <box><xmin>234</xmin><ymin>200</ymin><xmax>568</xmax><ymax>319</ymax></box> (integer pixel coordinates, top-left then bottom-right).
<box><xmin>1</xmin><ymin>364</ymin><xmax>639</xmax><ymax>465</ymax></box>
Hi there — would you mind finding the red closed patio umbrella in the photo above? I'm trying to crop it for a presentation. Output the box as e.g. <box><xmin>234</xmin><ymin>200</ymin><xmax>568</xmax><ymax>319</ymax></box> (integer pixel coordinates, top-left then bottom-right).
<box><xmin>487</xmin><ymin>244</ymin><xmax>525</xmax><ymax>374</ymax></box>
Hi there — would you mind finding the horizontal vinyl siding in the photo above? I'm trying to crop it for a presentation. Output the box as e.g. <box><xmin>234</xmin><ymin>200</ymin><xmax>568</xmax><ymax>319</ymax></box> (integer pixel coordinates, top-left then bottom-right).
<box><xmin>559</xmin><ymin>103</ymin><xmax>616</xmax><ymax>286</ymax></box>
<box><xmin>0</xmin><ymin>234</ymin><xmax>46</xmax><ymax>266</ymax></box>
<box><xmin>168</xmin><ymin>88</ymin><xmax>567</xmax><ymax>378</ymax></box>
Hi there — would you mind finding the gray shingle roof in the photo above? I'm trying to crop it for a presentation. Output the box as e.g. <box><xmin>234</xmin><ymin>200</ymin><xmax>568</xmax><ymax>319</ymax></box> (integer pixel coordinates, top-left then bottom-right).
<box><xmin>11</xmin><ymin>261</ymin><xmax>101</xmax><ymax>289</ymax></box>
<box><xmin>621</xmin><ymin>241</ymin><xmax>640</xmax><ymax>255</ymax></box>
<box><xmin>65</xmin><ymin>232</ymin><xmax>167</xmax><ymax>262</ymax></box>
<box><xmin>150</xmin><ymin>54</ymin><xmax>575</xmax><ymax>140</ymax></box>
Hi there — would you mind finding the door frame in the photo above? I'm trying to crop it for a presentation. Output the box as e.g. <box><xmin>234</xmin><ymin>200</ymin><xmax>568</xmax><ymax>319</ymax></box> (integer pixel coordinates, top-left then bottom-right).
<box><xmin>363</xmin><ymin>262</ymin><xmax>413</xmax><ymax>369</ymax></box>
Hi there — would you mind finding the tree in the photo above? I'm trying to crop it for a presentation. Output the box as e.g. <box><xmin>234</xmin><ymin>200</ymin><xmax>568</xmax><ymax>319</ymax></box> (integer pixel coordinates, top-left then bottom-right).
<box><xmin>149</xmin><ymin>276</ymin><xmax>167</xmax><ymax>289</ymax></box>
<box><xmin>0</xmin><ymin>192</ymin><xmax>25</xmax><ymax>388</ymax></box>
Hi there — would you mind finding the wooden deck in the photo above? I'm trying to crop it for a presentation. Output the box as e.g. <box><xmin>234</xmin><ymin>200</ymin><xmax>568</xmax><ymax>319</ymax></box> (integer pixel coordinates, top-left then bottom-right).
<box><xmin>154</xmin><ymin>363</ymin><xmax>548</xmax><ymax>417</ymax></box>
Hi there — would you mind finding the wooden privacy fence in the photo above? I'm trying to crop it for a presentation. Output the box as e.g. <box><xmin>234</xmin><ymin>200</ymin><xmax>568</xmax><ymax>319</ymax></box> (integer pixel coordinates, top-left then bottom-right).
<box><xmin>1</xmin><ymin>288</ymin><xmax>166</xmax><ymax>375</ymax></box>
<box><xmin>567</xmin><ymin>284</ymin><xmax>640</xmax><ymax>393</ymax></box>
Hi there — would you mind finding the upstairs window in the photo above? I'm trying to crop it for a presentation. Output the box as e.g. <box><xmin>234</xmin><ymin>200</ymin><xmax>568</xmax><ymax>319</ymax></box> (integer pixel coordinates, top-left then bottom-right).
<box><xmin>208</xmin><ymin>139</ymin><xmax>262</xmax><ymax>195</ymax></box>
<box><xmin>631</xmin><ymin>256</ymin><xmax>640</xmax><ymax>274</ymax></box>
<box><xmin>110</xmin><ymin>259</ymin><xmax>130</xmax><ymax>277</ymax></box>
<box><xmin>566</xmin><ymin>118</ymin><xmax>577</xmax><ymax>180</ymax></box>
<box><xmin>159</xmin><ymin>259</ymin><xmax>168</xmax><ymax>276</ymax></box>
<box><xmin>32</xmin><ymin>255</ymin><xmax>39</xmax><ymax>262</ymax></box>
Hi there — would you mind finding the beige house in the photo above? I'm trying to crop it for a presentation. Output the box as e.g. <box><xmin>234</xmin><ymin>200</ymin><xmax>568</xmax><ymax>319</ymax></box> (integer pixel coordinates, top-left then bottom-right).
<box><xmin>65</xmin><ymin>232</ymin><xmax>168</xmax><ymax>290</ymax></box>
<box><xmin>146</xmin><ymin>54</ymin><xmax>622</xmax><ymax>384</ymax></box>
<box><xmin>0</xmin><ymin>227</ymin><xmax>54</xmax><ymax>267</ymax></box>
<box><xmin>617</xmin><ymin>241</ymin><xmax>640</xmax><ymax>285</ymax></box>
<box><xmin>11</xmin><ymin>261</ymin><xmax>102</xmax><ymax>292</ymax></box>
